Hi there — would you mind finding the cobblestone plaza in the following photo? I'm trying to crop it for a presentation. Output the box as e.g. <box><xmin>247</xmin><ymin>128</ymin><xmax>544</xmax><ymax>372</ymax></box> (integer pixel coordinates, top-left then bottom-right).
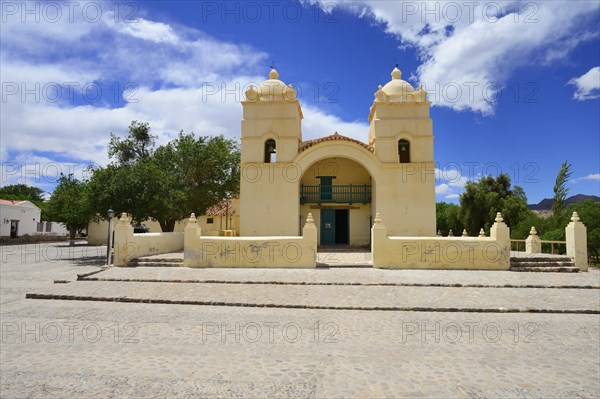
<box><xmin>1</xmin><ymin>242</ymin><xmax>599</xmax><ymax>398</ymax></box>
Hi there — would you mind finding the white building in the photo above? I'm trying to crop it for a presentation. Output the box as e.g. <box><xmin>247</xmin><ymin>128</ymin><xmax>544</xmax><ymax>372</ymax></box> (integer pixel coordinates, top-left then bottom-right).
<box><xmin>0</xmin><ymin>200</ymin><xmax>41</xmax><ymax>237</ymax></box>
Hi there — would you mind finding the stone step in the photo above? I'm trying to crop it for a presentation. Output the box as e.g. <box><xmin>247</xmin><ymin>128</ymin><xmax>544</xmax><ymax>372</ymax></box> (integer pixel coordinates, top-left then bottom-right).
<box><xmin>511</xmin><ymin>256</ymin><xmax>572</xmax><ymax>263</ymax></box>
<box><xmin>130</xmin><ymin>258</ymin><xmax>183</xmax><ymax>267</ymax></box>
<box><xmin>510</xmin><ymin>266</ymin><xmax>580</xmax><ymax>273</ymax></box>
<box><xmin>512</xmin><ymin>261</ymin><xmax>576</xmax><ymax>267</ymax></box>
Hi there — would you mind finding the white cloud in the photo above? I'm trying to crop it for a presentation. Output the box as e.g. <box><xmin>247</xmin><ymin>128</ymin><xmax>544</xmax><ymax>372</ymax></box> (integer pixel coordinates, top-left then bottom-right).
<box><xmin>435</xmin><ymin>167</ymin><xmax>470</xmax><ymax>187</ymax></box>
<box><xmin>0</xmin><ymin>4</ymin><xmax>370</xmax><ymax>194</ymax></box>
<box><xmin>434</xmin><ymin>165</ymin><xmax>473</xmax><ymax>199</ymax></box>
<box><xmin>113</xmin><ymin>18</ymin><xmax>179</xmax><ymax>44</ymax></box>
<box><xmin>309</xmin><ymin>0</ymin><xmax>599</xmax><ymax>114</ymax></box>
<box><xmin>435</xmin><ymin>183</ymin><xmax>451</xmax><ymax>195</ymax></box>
<box><xmin>1</xmin><ymin>153</ymin><xmax>93</xmax><ymax>193</ymax></box>
<box><xmin>301</xmin><ymin>105</ymin><xmax>368</xmax><ymax>142</ymax></box>
<box><xmin>570</xmin><ymin>173</ymin><xmax>600</xmax><ymax>183</ymax></box>
<box><xmin>568</xmin><ymin>67</ymin><xmax>600</xmax><ymax>101</ymax></box>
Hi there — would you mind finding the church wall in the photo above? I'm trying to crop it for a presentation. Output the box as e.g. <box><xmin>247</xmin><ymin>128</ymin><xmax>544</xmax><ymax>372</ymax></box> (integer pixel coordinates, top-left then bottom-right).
<box><xmin>240</xmin><ymin>162</ymin><xmax>300</xmax><ymax>236</ymax></box>
<box><xmin>374</xmin><ymin>163</ymin><xmax>436</xmax><ymax>237</ymax></box>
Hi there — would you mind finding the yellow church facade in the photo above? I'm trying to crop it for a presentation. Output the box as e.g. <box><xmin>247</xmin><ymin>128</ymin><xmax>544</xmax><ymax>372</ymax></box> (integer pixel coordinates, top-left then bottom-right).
<box><xmin>113</xmin><ymin>66</ymin><xmax>588</xmax><ymax>271</ymax></box>
<box><xmin>239</xmin><ymin>67</ymin><xmax>436</xmax><ymax>245</ymax></box>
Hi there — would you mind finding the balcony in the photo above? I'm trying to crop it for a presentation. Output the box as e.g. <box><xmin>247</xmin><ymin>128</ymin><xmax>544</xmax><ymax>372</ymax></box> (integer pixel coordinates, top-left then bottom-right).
<box><xmin>300</xmin><ymin>184</ymin><xmax>372</xmax><ymax>204</ymax></box>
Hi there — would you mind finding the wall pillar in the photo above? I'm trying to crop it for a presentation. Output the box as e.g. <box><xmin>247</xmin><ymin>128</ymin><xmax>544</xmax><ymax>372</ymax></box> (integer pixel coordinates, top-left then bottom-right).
<box><xmin>525</xmin><ymin>226</ymin><xmax>541</xmax><ymax>254</ymax></box>
<box><xmin>489</xmin><ymin>212</ymin><xmax>510</xmax><ymax>270</ymax></box>
<box><xmin>113</xmin><ymin>213</ymin><xmax>134</xmax><ymax>267</ymax></box>
<box><xmin>566</xmin><ymin>212</ymin><xmax>588</xmax><ymax>271</ymax></box>
<box><xmin>371</xmin><ymin>213</ymin><xmax>387</xmax><ymax>268</ymax></box>
<box><xmin>302</xmin><ymin>213</ymin><xmax>317</xmax><ymax>264</ymax></box>
<box><xmin>183</xmin><ymin>213</ymin><xmax>201</xmax><ymax>267</ymax></box>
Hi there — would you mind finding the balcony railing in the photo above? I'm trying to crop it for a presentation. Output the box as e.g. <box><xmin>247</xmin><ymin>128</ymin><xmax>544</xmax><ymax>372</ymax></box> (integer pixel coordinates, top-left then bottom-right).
<box><xmin>300</xmin><ymin>184</ymin><xmax>372</xmax><ymax>204</ymax></box>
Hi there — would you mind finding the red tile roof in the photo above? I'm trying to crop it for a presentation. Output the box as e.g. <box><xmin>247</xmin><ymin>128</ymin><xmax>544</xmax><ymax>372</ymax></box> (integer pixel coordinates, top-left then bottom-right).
<box><xmin>299</xmin><ymin>132</ymin><xmax>374</xmax><ymax>153</ymax></box>
<box><xmin>205</xmin><ymin>200</ymin><xmax>236</xmax><ymax>216</ymax></box>
<box><xmin>0</xmin><ymin>199</ymin><xmax>25</xmax><ymax>205</ymax></box>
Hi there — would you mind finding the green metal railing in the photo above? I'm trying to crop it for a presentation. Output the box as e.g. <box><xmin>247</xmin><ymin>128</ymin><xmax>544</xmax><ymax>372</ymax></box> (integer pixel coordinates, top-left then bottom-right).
<box><xmin>300</xmin><ymin>184</ymin><xmax>372</xmax><ymax>204</ymax></box>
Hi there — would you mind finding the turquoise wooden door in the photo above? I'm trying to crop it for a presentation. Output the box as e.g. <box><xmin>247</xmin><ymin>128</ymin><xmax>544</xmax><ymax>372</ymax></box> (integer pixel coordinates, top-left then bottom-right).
<box><xmin>320</xmin><ymin>209</ymin><xmax>335</xmax><ymax>245</ymax></box>
<box><xmin>319</xmin><ymin>176</ymin><xmax>333</xmax><ymax>201</ymax></box>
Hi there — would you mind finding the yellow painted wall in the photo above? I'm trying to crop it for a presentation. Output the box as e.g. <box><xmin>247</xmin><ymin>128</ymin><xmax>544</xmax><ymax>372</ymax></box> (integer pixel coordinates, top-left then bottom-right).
<box><xmin>372</xmin><ymin>216</ymin><xmax>511</xmax><ymax>270</ymax></box>
<box><xmin>113</xmin><ymin>215</ymin><xmax>184</xmax><ymax>266</ymax></box>
<box><xmin>184</xmin><ymin>215</ymin><xmax>317</xmax><ymax>268</ymax></box>
<box><xmin>240</xmin><ymin>162</ymin><xmax>300</xmax><ymax>236</ymax></box>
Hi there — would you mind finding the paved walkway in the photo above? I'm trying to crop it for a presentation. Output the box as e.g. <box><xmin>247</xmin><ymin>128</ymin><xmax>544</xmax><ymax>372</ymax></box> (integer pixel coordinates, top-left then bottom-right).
<box><xmin>91</xmin><ymin>263</ymin><xmax>600</xmax><ymax>287</ymax></box>
<box><xmin>1</xmin><ymin>243</ymin><xmax>599</xmax><ymax>398</ymax></box>
<box><xmin>138</xmin><ymin>250</ymin><xmax>579</xmax><ymax>267</ymax></box>
<box><xmin>140</xmin><ymin>250</ymin><xmax>374</xmax><ymax>267</ymax></box>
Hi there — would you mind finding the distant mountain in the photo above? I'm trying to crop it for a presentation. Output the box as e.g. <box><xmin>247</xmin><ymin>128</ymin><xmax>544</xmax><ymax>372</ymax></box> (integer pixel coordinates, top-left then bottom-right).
<box><xmin>528</xmin><ymin>194</ymin><xmax>600</xmax><ymax>211</ymax></box>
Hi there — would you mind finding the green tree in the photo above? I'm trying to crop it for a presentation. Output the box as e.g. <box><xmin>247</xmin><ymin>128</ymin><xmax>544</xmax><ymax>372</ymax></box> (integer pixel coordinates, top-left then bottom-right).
<box><xmin>0</xmin><ymin>184</ymin><xmax>45</xmax><ymax>201</ymax></box>
<box><xmin>512</xmin><ymin>212</ymin><xmax>547</xmax><ymax>239</ymax></box>
<box><xmin>88</xmin><ymin>126</ymin><xmax>240</xmax><ymax>232</ymax></box>
<box><xmin>552</xmin><ymin>161</ymin><xmax>572</xmax><ymax>219</ymax></box>
<box><xmin>459</xmin><ymin>174</ymin><xmax>529</xmax><ymax>234</ymax></box>
<box><xmin>108</xmin><ymin>120</ymin><xmax>156</xmax><ymax>165</ymax></box>
<box><xmin>47</xmin><ymin>175</ymin><xmax>92</xmax><ymax>245</ymax></box>
<box><xmin>436</xmin><ymin>202</ymin><xmax>463</xmax><ymax>236</ymax></box>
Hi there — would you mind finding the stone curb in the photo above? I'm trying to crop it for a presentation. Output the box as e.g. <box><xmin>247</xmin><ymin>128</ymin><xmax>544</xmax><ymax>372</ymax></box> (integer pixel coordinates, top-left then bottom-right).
<box><xmin>77</xmin><ymin>277</ymin><xmax>600</xmax><ymax>290</ymax></box>
<box><xmin>24</xmin><ymin>293</ymin><xmax>600</xmax><ymax>314</ymax></box>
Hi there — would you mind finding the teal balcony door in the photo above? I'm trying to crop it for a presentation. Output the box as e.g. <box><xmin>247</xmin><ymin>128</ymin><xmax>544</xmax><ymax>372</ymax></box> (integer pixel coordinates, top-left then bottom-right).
<box><xmin>318</xmin><ymin>176</ymin><xmax>333</xmax><ymax>201</ymax></box>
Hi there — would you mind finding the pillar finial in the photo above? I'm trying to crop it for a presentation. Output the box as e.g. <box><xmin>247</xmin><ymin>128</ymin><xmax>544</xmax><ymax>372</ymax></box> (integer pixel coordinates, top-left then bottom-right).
<box><xmin>306</xmin><ymin>213</ymin><xmax>314</xmax><ymax>224</ymax></box>
<box><xmin>479</xmin><ymin>228</ymin><xmax>486</xmax><ymax>237</ymax></box>
<box><xmin>118</xmin><ymin>213</ymin><xmax>129</xmax><ymax>224</ymax></box>
<box><xmin>529</xmin><ymin>226</ymin><xmax>537</xmax><ymax>236</ymax></box>
<box><xmin>462</xmin><ymin>229</ymin><xmax>468</xmax><ymax>237</ymax></box>
<box><xmin>495</xmin><ymin>212</ymin><xmax>504</xmax><ymax>223</ymax></box>
<box><xmin>374</xmin><ymin>213</ymin><xmax>382</xmax><ymax>224</ymax></box>
<box><xmin>189</xmin><ymin>213</ymin><xmax>197</xmax><ymax>223</ymax></box>
<box><xmin>571</xmin><ymin>212</ymin><xmax>580</xmax><ymax>222</ymax></box>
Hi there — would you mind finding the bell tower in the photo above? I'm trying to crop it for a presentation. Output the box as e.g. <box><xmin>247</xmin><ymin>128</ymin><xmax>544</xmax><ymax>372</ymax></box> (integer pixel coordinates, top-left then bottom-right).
<box><xmin>240</xmin><ymin>68</ymin><xmax>303</xmax><ymax>163</ymax></box>
<box><xmin>368</xmin><ymin>67</ymin><xmax>433</xmax><ymax>164</ymax></box>
<box><xmin>367</xmin><ymin>67</ymin><xmax>436</xmax><ymax>236</ymax></box>
<box><xmin>239</xmin><ymin>69</ymin><xmax>304</xmax><ymax>236</ymax></box>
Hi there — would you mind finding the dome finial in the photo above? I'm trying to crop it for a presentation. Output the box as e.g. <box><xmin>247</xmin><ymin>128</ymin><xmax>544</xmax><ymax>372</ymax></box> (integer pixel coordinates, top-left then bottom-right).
<box><xmin>269</xmin><ymin>64</ymin><xmax>279</xmax><ymax>80</ymax></box>
<box><xmin>391</xmin><ymin>66</ymin><xmax>402</xmax><ymax>80</ymax></box>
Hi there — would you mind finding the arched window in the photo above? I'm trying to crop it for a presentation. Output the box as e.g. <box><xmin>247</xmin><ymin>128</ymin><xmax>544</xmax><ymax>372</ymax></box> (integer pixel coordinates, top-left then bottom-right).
<box><xmin>264</xmin><ymin>139</ymin><xmax>276</xmax><ymax>163</ymax></box>
<box><xmin>398</xmin><ymin>139</ymin><xmax>410</xmax><ymax>163</ymax></box>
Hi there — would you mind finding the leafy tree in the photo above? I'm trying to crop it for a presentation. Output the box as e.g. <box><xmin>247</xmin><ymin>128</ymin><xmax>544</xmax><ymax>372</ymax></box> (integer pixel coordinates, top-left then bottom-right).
<box><xmin>108</xmin><ymin>120</ymin><xmax>156</xmax><ymax>165</ymax></box>
<box><xmin>512</xmin><ymin>212</ymin><xmax>547</xmax><ymax>239</ymax></box>
<box><xmin>458</xmin><ymin>174</ymin><xmax>529</xmax><ymax>234</ymax></box>
<box><xmin>436</xmin><ymin>202</ymin><xmax>463</xmax><ymax>236</ymax></box>
<box><xmin>88</xmin><ymin>125</ymin><xmax>240</xmax><ymax>232</ymax></box>
<box><xmin>552</xmin><ymin>161</ymin><xmax>572</xmax><ymax>219</ymax></box>
<box><xmin>47</xmin><ymin>175</ymin><xmax>92</xmax><ymax>245</ymax></box>
<box><xmin>0</xmin><ymin>184</ymin><xmax>45</xmax><ymax>201</ymax></box>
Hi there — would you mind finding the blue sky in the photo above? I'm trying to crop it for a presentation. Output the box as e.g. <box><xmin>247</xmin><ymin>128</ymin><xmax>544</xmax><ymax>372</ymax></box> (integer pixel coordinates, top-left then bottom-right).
<box><xmin>1</xmin><ymin>0</ymin><xmax>599</xmax><ymax>204</ymax></box>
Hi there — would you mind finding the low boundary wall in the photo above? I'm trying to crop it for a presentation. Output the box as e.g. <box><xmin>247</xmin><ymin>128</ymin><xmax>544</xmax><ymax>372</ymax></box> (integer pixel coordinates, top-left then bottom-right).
<box><xmin>183</xmin><ymin>213</ymin><xmax>317</xmax><ymax>268</ymax></box>
<box><xmin>372</xmin><ymin>213</ymin><xmax>511</xmax><ymax>270</ymax></box>
<box><xmin>113</xmin><ymin>214</ymin><xmax>184</xmax><ymax>266</ymax></box>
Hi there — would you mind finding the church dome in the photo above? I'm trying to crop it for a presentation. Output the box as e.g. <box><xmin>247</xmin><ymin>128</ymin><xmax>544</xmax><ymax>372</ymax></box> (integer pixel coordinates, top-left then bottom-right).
<box><xmin>380</xmin><ymin>67</ymin><xmax>416</xmax><ymax>101</ymax></box>
<box><xmin>258</xmin><ymin>68</ymin><xmax>289</xmax><ymax>100</ymax></box>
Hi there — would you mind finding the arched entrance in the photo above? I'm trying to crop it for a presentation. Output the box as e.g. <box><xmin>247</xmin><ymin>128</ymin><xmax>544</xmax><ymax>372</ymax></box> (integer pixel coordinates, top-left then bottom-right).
<box><xmin>294</xmin><ymin>139</ymin><xmax>380</xmax><ymax>248</ymax></box>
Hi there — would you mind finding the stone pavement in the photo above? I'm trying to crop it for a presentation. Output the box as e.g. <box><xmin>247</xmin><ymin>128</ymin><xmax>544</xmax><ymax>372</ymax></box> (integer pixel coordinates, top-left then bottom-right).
<box><xmin>1</xmin><ymin>242</ymin><xmax>599</xmax><ymax>398</ymax></box>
